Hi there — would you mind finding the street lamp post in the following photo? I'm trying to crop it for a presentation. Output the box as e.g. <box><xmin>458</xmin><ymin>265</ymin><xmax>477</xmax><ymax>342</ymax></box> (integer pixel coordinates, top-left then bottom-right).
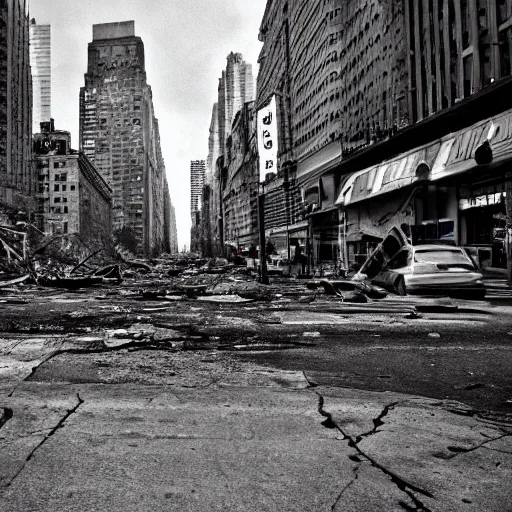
<box><xmin>258</xmin><ymin>180</ymin><xmax>269</xmax><ymax>285</ymax></box>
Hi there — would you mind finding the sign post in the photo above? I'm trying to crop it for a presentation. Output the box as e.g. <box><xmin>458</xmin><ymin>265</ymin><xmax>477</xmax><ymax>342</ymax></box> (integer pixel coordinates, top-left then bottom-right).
<box><xmin>256</xmin><ymin>96</ymin><xmax>278</xmax><ymax>285</ymax></box>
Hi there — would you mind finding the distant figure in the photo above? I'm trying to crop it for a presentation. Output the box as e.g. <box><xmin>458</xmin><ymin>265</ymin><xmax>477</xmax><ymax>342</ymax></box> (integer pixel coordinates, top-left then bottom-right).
<box><xmin>293</xmin><ymin>242</ymin><xmax>305</xmax><ymax>274</ymax></box>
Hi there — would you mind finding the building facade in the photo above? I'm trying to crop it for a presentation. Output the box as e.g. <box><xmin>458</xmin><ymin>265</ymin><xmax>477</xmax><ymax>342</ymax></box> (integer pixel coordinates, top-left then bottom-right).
<box><xmin>257</xmin><ymin>0</ymin><xmax>512</xmax><ymax>276</ymax></box>
<box><xmin>79</xmin><ymin>21</ymin><xmax>171</xmax><ymax>256</ymax></box>
<box><xmin>190</xmin><ymin>159</ymin><xmax>205</xmax><ymax>253</ymax></box>
<box><xmin>33</xmin><ymin>120</ymin><xmax>112</xmax><ymax>247</ymax></box>
<box><xmin>190</xmin><ymin>160</ymin><xmax>205</xmax><ymax>217</ymax></box>
<box><xmin>29</xmin><ymin>20</ymin><xmax>51</xmax><ymax>136</ymax></box>
<box><xmin>169</xmin><ymin>201</ymin><xmax>178</xmax><ymax>254</ymax></box>
<box><xmin>201</xmin><ymin>53</ymin><xmax>255</xmax><ymax>257</ymax></box>
<box><xmin>0</xmin><ymin>0</ymin><xmax>32</xmax><ymax>223</ymax></box>
<box><xmin>221</xmin><ymin>102</ymin><xmax>259</xmax><ymax>252</ymax></box>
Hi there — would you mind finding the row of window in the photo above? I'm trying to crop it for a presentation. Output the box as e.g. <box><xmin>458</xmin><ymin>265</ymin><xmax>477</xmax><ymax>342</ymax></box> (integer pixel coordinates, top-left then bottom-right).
<box><xmin>38</xmin><ymin>184</ymin><xmax>76</xmax><ymax>193</ymax></box>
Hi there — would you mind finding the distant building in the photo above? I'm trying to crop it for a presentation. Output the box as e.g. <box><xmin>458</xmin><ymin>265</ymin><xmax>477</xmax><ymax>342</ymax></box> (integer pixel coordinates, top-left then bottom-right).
<box><xmin>33</xmin><ymin>120</ymin><xmax>112</xmax><ymax>246</ymax></box>
<box><xmin>221</xmin><ymin>102</ymin><xmax>259</xmax><ymax>254</ymax></box>
<box><xmin>29</xmin><ymin>20</ymin><xmax>51</xmax><ymax>136</ymax></box>
<box><xmin>190</xmin><ymin>160</ymin><xmax>205</xmax><ymax>218</ymax></box>
<box><xmin>204</xmin><ymin>53</ymin><xmax>255</xmax><ymax>256</ymax></box>
<box><xmin>190</xmin><ymin>160</ymin><xmax>205</xmax><ymax>253</ymax></box>
<box><xmin>79</xmin><ymin>21</ymin><xmax>170</xmax><ymax>256</ymax></box>
<box><xmin>0</xmin><ymin>0</ymin><xmax>33</xmax><ymax>221</ymax></box>
<box><xmin>169</xmin><ymin>202</ymin><xmax>178</xmax><ymax>255</ymax></box>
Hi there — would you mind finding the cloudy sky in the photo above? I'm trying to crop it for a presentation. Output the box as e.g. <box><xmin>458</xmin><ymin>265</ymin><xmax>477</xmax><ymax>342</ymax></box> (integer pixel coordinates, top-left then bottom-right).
<box><xmin>29</xmin><ymin>0</ymin><xmax>265</xmax><ymax>250</ymax></box>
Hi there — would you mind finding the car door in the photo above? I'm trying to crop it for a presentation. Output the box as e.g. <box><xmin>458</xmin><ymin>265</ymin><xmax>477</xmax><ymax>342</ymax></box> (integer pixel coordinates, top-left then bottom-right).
<box><xmin>356</xmin><ymin>226</ymin><xmax>410</xmax><ymax>280</ymax></box>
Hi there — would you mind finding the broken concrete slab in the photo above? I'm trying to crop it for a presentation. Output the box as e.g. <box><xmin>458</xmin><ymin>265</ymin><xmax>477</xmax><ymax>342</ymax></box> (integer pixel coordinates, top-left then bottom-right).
<box><xmin>320</xmin><ymin>387</ymin><xmax>512</xmax><ymax>512</ymax></box>
<box><xmin>0</xmin><ymin>381</ymin><xmax>356</xmax><ymax>511</ymax></box>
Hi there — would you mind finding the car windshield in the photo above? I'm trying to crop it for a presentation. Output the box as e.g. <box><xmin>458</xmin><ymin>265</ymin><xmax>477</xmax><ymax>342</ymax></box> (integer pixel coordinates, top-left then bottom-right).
<box><xmin>414</xmin><ymin>249</ymin><xmax>471</xmax><ymax>265</ymax></box>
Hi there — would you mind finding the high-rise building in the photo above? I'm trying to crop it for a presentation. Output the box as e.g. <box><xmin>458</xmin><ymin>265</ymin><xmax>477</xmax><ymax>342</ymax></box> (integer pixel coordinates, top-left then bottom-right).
<box><xmin>169</xmin><ymin>202</ymin><xmax>178</xmax><ymax>254</ymax></box>
<box><xmin>79</xmin><ymin>21</ymin><xmax>170</xmax><ymax>256</ymax></box>
<box><xmin>29</xmin><ymin>20</ymin><xmax>51</xmax><ymax>136</ymax></box>
<box><xmin>190</xmin><ymin>160</ymin><xmax>205</xmax><ymax>253</ymax></box>
<box><xmin>190</xmin><ymin>160</ymin><xmax>205</xmax><ymax>218</ymax></box>
<box><xmin>256</xmin><ymin>0</ymin><xmax>512</xmax><ymax>277</ymax></box>
<box><xmin>217</xmin><ymin>53</ymin><xmax>254</xmax><ymax>154</ymax></box>
<box><xmin>202</xmin><ymin>53</ymin><xmax>255</xmax><ymax>256</ymax></box>
<box><xmin>0</xmin><ymin>0</ymin><xmax>32</xmax><ymax>220</ymax></box>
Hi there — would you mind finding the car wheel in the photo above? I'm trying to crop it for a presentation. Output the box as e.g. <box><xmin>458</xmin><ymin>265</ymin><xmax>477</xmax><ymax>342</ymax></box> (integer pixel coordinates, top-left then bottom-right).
<box><xmin>395</xmin><ymin>276</ymin><xmax>407</xmax><ymax>296</ymax></box>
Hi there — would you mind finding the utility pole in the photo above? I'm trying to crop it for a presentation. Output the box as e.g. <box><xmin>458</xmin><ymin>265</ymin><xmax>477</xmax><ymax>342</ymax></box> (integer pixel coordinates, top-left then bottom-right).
<box><xmin>258</xmin><ymin>181</ymin><xmax>269</xmax><ymax>285</ymax></box>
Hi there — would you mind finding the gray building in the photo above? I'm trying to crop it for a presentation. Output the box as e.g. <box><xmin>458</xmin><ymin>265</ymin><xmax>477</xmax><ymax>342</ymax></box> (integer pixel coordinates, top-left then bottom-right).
<box><xmin>29</xmin><ymin>20</ymin><xmax>51</xmax><ymax>136</ymax></box>
<box><xmin>190</xmin><ymin>160</ymin><xmax>205</xmax><ymax>218</ymax></box>
<box><xmin>0</xmin><ymin>0</ymin><xmax>33</xmax><ymax>222</ymax></box>
<box><xmin>33</xmin><ymin>119</ymin><xmax>112</xmax><ymax>247</ymax></box>
<box><xmin>79</xmin><ymin>21</ymin><xmax>170</xmax><ymax>256</ymax></box>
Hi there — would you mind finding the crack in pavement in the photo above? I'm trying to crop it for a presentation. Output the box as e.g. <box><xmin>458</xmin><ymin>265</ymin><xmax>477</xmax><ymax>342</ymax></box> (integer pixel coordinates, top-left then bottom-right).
<box><xmin>482</xmin><ymin>446</ymin><xmax>512</xmax><ymax>456</ymax></box>
<box><xmin>315</xmin><ymin>391</ymin><xmax>434</xmax><ymax>512</ymax></box>
<box><xmin>1</xmin><ymin>393</ymin><xmax>84</xmax><ymax>490</ymax></box>
<box><xmin>355</xmin><ymin>401</ymin><xmax>401</xmax><ymax>444</ymax></box>
<box><xmin>331</xmin><ymin>465</ymin><xmax>360</xmax><ymax>511</ymax></box>
<box><xmin>447</xmin><ymin>432</ymin><xmax>512</xmax><ymax>457</ymax></box>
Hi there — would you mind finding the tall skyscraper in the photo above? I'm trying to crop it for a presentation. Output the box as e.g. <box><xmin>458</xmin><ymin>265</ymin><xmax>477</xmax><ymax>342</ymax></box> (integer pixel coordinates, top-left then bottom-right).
<box><xmin>190</xmin><ymin>160</ymin><xmax>205</xmax><ymax>218</ymax></box>
<box><xmin>204</xmin><ymin>52</ymin><xmax>254</xmax><ymax>255</ymax></box>
<box><xmin>29</xmin><ymin>20</ymin><xmax>51</xmax><ymax>136</ymax></box>
<box><xmin>0</xmin><ymin>0</ymin><xmax>32</xmax><ymax>216</ymax></box>
<box><xmin>79</xmin><ymin>21</ymin><xmax>171</xmax><ymax>256</ymax></box>
<box><xmin>217</xmin><ymin>53</ymin><xmax>254</xmax><ymax>154</ymax></box>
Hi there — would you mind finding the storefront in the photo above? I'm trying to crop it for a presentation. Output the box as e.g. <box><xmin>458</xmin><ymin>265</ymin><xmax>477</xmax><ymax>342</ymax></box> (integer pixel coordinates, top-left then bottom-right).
<box><xmin>336</xmin><ymin>142</ymin><xmax>430</xmax><ymax>270</ymax></box>
<box><xmin>334</xmin><ymin>106</ymin><xmax>512</xmax><ymax>272</ymax></box>
<box><xmin>459</xmin><ymin>182</ymin><xmax>507</xmax><ymax>270</ymax></box>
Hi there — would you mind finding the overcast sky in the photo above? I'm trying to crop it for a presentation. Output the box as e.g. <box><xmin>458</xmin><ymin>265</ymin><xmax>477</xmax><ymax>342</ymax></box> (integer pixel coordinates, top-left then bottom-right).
<box><xmin>29</xmin><ymin>0</ymin><xmax>265</xmax><ymax>251</ymax></box>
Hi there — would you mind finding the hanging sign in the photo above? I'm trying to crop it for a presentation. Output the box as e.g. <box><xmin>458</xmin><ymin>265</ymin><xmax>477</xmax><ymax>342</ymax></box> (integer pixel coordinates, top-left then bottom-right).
<box><xmin>257</xmin><ymin>95</ymin><xmax>278</xmax><ymax>183</ymax></box>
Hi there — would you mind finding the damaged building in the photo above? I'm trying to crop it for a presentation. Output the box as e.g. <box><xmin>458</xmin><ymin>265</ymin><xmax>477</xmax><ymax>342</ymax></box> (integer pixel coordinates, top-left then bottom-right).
<box><xmin>0</xmin><ymin>0</ymin><xmax>33</xmax><ymax>225</ymax></box>
<box><xmin>33</xmin><ymin>119</ymin><xmax>112</xmax><ymax>247</ymax></box>
<box><xmin>79</xmin><ymin>21</ymin><xmax>174</xmax><ymax>256</ymax></box>
<box><xmin>257</xmin><ymin>0</ymin><xmax>512</xmax><ymax>276</ymax></box>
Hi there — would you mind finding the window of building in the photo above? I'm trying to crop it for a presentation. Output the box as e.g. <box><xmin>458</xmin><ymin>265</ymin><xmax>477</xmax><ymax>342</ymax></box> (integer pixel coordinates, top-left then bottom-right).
<box><xmin>63</xmin><ymin>197</ymin><xmax>67</xmax><ymax>203</ymax></box>
<box><xmin>60</xmin><ymin>173</ymin><xmax>67</xmax><ymax>182</ymax></box>
<box><xmin>499</xmin><ymin>27</ymin><xmax>512</xmax><ymax>76</ymax></box>
<box><xmin>54</xmin><ymin>184</ymin><xmax>60</xmax><ymax>192</ymax></box>
<box><xmin>463</xmin><ymin>55</ymin><xmax>473</xmax><ymax>97</ymax></box>
<box><xmin>63</xmin><ymin>222</ymin><xmax>68</xmax><ymax>234</ymax></box>
<box><xmin>70</xmin><ymin>185</ymin><xmax>76</xmax><ymax>191</ymax></box>
<box><xmin>54</xmin><ymin>197</ymin><xmax>61</xmax><ymax>203</ymax></box>
<box><xmin>39</xmin><ymin>185</ymin><xmax>44</xmax><ymax>193</ymax></box>
<box><xmin>63</xmin><ymin>206</ymin><xmax>69</xmax><ymax>214</ymax></box>
<box><xmin>62</xmin><ymin>185</ymin><xmax>67</xmax><ymax>192</ymax></box>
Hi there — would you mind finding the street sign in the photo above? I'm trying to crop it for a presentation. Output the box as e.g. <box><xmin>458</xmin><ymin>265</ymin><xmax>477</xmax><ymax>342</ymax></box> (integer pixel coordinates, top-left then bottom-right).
<box><xmin>257</xmin><ymin>95</ymin><xmax>278</xmax><ymax>183</ymax></box>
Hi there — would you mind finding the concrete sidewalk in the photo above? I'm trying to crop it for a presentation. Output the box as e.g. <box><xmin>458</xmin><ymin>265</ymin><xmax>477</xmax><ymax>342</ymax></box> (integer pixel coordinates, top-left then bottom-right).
<box><xmin>1</xmin><ymin>349</ymin><xmax>511</xmax><ymax>512</ymax></box>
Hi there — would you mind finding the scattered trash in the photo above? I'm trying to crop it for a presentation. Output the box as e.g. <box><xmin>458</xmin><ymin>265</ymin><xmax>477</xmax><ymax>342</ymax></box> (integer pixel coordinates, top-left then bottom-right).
<box><xmin>428</xmin><ymin>333</ymin><xmax>441</xmax><ymax>338</ymax></box>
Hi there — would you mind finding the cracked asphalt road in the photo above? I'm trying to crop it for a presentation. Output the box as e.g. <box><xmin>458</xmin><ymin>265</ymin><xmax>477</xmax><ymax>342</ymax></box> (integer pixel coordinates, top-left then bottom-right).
<box><xmin>1</xmin><ymin>280</ymin><xmax>512</xmax><ymax>510</ymax></box>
